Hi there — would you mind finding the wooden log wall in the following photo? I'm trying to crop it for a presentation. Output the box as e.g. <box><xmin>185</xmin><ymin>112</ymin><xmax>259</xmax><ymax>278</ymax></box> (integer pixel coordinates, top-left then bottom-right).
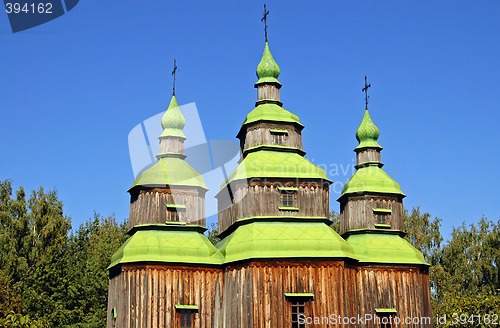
<box><xmin>257</xmin><ymin>84</ymin><xmax>281</xmax><ymax>101</ymax></box>
<box><xmin>107</xmin><ymin>265</ymin><xmax>223</xmax><ymax>328</ymax></box>
<box><xmin>241</xmin><ymin>122</ymin><xmax>303</xmax><ymax>153</ymax></box>
<box><xmin>339</xmin><ymin>194</ymin><xmax>403</xmax><ymax>234</ymax></box>
<box><xmin>129</xmin><ymin>188</ymin><xmax>206</xmax><ymax>229</ymax></box>
<box><xmin>222</xmin><ymin>261</ymin><xmax>356</xmax><ymax>328</ymax></box>
<box><xmin>158</xmin><ymin>137</ymin><xmax>184</xmax><ymax>155</ymax></box>
<box><xmin>218</xmin><ymin>181</ymin><xmax>329</xmax><ymax>233</ymax></box>
<box><xmin>356</xmin><ymin>149</ymin><xmax>381</xmax><ymax>166</ymax></box>
<box><xmin>353</xmin><ymin>266</ymin><xmax>432</xmax><ymax>328</ymax></box>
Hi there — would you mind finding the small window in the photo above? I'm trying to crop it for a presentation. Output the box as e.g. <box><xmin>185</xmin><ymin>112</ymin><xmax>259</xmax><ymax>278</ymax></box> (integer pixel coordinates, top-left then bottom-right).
<box><xmin>175</xmin><ymin>305</ymin><xmax>198</xmax><ymax>328</ymax></box>
<box><xmin>291</xmin><ymin>301</ymin><xmax>305</xmax><ymax>328</ymax></box>
<box><xmin>270</xmin><ymin>129</ymin><xmax>288</xmax><ymax>145</ymax></box>
<box><xmin>285</xmin><ymin>293</ymin><xmax>314</xmax><ymax>328</ymax></box>
<box><xmin>179</xmin><ymin>310</ymin><xmax>193</xmax><ymax>328</ymax></box>
<box><xmin>166</xmin><ymin>204</ymin><xmax>186</xmax><ymax>222</ymax></box>
<box><xmin>168</xmin><ymin>209</ymin><xmax>180</xmax><ymax>222</ymax></box>
<box><xmin>373</xmin><ymin>208</ymin><xmax>391</xmax><ymax>225</ymax></box>
<box><xmin>281</xmin><ymin>192</ymin><xmax>294</xmax><ymax>207</ymax></box>
<box><xmin>375</xmin><ymin>309</ymin><xmax>397</xmax><ymax>328</ymax></box>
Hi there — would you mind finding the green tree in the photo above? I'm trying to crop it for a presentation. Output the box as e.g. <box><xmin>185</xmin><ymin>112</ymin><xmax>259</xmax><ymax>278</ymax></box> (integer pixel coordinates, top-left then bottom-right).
<box><xmin>206</xmin><ymin>222</ymin><xmax>220</xmax><ymax>245</ymax></box>
<box><xmin>403</xmin><ymin>206</ymin><xmax>443</xmax><ymax>265</ymax></box>
<box><xmin>65</xmin><ymin>213</ymin><xmax>128</xmax><ymax>327</ymax></box>
<box><xmin>329</xmin><ymin>210</ymin><xmax>340</xmax><ymax>233</ymax></box>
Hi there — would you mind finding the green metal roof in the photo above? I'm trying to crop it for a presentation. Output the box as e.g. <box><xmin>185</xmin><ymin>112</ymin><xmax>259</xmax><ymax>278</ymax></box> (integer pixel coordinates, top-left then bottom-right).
<box><xmin>255</xmin><ymin>41</ymin><xmax>281</xmax><ymax>85</ymax></box>
<box><xmin>130</xmin><ymin>157</ymin><xmax>207</xmax><ymax>190</ymax></box>
<box><xmin>109</xmin><ymin>226</ymin><xmax>223</xmax><ymax>268</ymax></box>
<box><xmin>345</xmin><ymin>232</ymin><xmax>428</xmax><ymax>265</ymax></box>
<box><xmin>340</xmin><ymin>166</ymin><xmax>404</xmax><ymax>197</ymax></box>
<box><xmin>241</xmin><ymin>103</ymin><xmax>302</xmax><ymax>127</ymax></box>
<box><xmin>160</xmin><ymin>95</ymin><xmax>186</xmax><ymax>138</ymax></box>
<box><xmin>220</xmin><ymin>150</ymin><xmax>331</xmax><ymax>188</ymax></box>
<box><xmin>355</xmin><ymin>109</ymin><xmax>382</xmax><ymax>150</ymax></box>
<box><xmin>217</xmin><ymin>221</ymin><xmax>356</xmax><ymax>264</ymax></box>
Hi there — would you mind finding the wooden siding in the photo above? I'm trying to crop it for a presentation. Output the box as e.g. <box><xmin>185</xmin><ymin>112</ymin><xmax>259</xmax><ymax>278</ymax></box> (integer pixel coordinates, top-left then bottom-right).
<box><xmin>257</xmin><ymin>84</ymin><xmax>281</xmax><ymax>102</ymax></box>
<box><xmin>222</xmin><ymin>261</ymin><xmax>355</xmax><ymax>328</ymax></box>
<box><xmin>241</xmin><ymin>123</ymin><xmax>303</xmax><ymax>153</ymax></box>
<box><xmin>129</xmin><ymin>188</ymin><xmax>206</xmax><ymax>229</ymax></box>
<box><xmin>356</xmin><ymin>149</ymin><xmax>381</xmax><ymax>166</ymax></box>
<box><xmin>158</xmin><ymin>137</ymin><xmax>184</xmax><ymax>155</ymax></box>
<box><xmin>353</xmin><ymin>266</ymin><xmax>432</xmax><ymax>328</ymax></box>
<box><xmin>107</xmin><ymin>265</ymin><xmax>223</xmax><ymax>328</ymax></box>
<box><xmin>339</xmin><ymin>195</ymin><xmax>404</xmax><ymax>234</ymax></box>
<box><xmin>218</xmin><ymin>182</ymin><xmax>329</xmax><ymax>233</ymax></box>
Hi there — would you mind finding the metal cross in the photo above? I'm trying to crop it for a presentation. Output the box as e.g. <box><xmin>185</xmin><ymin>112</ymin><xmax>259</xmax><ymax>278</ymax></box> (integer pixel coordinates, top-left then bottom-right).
<box><xmin>362</xmin><ymin>76</ymin><xmax>371</xmax><ymax>109</ymax></box>
<box><xmin>261</xmin><ymin>4</ymin><xmax>269</xmax><ymax>42</ymax></box>
<box><xmin>171</xmin><ymin>59</ymin><xmax>178</xmax><ymax>96</ymax></box>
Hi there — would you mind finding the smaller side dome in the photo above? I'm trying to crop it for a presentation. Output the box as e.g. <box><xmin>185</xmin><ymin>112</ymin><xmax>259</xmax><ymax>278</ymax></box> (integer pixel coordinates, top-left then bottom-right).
<box><xmin>256</xmin><ymin>42</ymin><xmax>281</xmax><ymax>85</ymax></box>
<box><xmin>355</xmin><ymin>109</ymin><xmax>381</xmax><ymax>149</ymax></box>
<box><xmin>161</xmin><ymin>95</ymin><xmax>186</xmax><ymax>131</ymax></box>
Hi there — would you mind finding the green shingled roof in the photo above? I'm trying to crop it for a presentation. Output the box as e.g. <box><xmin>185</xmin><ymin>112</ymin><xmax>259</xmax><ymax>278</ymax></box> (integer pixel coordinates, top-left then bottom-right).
<box><xmin>241</xmin><ymin>103</ymin><xmax>302</xmax><ymax>127</ymax></box>
<box><xmin>221</xmin><ymin>150</ymin><xmax>330</xmax><ymax>188</ymax></box>
<box><xmin>217</xmin><ymin>221</ymin><xmax>356</xmax><ymax>264</ymax></box>
<box><xmin>340</xmin><ymin>166</ymin><xmax>404</xmax><ymax>197</ymax></box>
<box><xmin>346</xmin><ymin>232</ymin><xmax>428</xmax><ymax>265</ymax></box>
<box><xmin>109</xmin><ymin>225</ymin><xmax>223</xmax><ymax>268</ymax></box>
<box><xmin>255</xmin><ymin>41</ymin><xmax>281</xmax><ymax>85</ymax></box>
<box><xmin>355</xmin><ymin>109</ymin><xmax>381</xmax><ymax>150</ymax></box>
<box><xmin>160</xmin><ymin>95</ymin><xmax>186</xmax><ymax>139</ymax></box>
<box><xmin>130</xmin><ymin>157</ymin><xmax>207</xmax><ymax>190</ymax></box>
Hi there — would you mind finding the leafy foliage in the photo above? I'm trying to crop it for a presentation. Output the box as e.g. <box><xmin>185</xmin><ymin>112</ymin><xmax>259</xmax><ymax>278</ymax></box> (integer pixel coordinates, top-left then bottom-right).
<box><xmin>0</xmin><ymin>180</ymin><xmax>128</xmax><ymax>327</ymax></box>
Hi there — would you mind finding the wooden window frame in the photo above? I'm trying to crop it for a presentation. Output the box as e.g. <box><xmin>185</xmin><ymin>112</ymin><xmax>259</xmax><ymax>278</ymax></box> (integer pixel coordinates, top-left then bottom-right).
<box><xmin>375</xmin><ymin>309</ymin><xmax>397</xmax><ymax>328</ymax></box>
<box><xmin>175</xmin><ymin>305</ymin><xmax>198</xmax><ymax>328</ymax></box>
<box><xmin>281</xmin><ymin>191</ymin><xmax>295</xmax><ymax>207</ymax></box>
<box><xmin>166</xmin><ymin>204</ymin><xmax>186</xmax><ymax>222</ymax></box>
<box><xmin>373</xmin><ymin>208</ymin><xmax>392</xmax><ymax>226</ymax></box>
<box><xmin>285</xmin><ymin>293</ymin><xmax>314</xmax><ymax>328</ymax></box>
<box><xmin>178</xmin><ymin>309</ymin><xmax>193</xmax><ymax>328</ymax></box>
<box><xmin>270</xmin><ymin>129</ymin><xmax>288</xmax><ymax>145</ymax></box>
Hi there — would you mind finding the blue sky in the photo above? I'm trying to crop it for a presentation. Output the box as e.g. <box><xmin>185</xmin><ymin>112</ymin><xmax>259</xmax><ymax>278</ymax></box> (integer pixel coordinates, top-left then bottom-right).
<box><xmin>0</xmin><ymin>1</ymin><xmax>498</xmax><ymax>239</ymax></box>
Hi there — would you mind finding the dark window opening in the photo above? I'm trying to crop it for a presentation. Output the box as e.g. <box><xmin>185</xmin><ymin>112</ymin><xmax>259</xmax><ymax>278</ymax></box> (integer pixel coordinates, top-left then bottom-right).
<box><xmin>178</xmin><ymin>310</ymin><xmax>193</xmax><ymax>328</ymax></box>
<box><xmin>377</xmin><ymin>314</ymin><xmax>394</xmax><ymax>328</ymax></box>
<box><xmin>281</xmin><ymin>192</ymin><xmax>295</xmax><ymax>207</ymax></box>
<box><xmin>167</xmin><ymin>209</ymin><xmax>181</xmax><ymax>222</ymax></box>
<box><xmin>374</xmin><ymin>212</ymin><xmax>390</xmax><ymax>224</ymax></box>
<box><xmin>291</xmin><ymin>301</ymin><xmax>305</xmax><ymax>328</ymax></box>
<box><xmin>270</xmin><ymin>130</ymin><xmax>288</xmax><ymax>145</ymax></box>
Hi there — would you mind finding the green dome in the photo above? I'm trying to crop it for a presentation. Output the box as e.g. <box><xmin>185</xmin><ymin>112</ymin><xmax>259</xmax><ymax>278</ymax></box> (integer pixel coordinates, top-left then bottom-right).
<box><xmin>217</xmin><ymin>221</ymin><xmax>356</xmax><ymax>264</ymax></box>
<box><xmin>255</xmin><ymin>42</ymin><xmax>281</xmax><ymax>85</ymax></box>
<box><xmin>241</xmin><ymin>103</ymin><xmax>302</xmax><ymax>127</ymax></box>
<box><xmin>109</xmin><ymin>225</ymin><xmax>223</xmax><ymax>268</ymax></box>
<box><xmin>340</xmin><ymin>166</ymin><xmax>404</xmax><ymax>197</ymax></box>
<box><xmin>160</xmin><ymin>95</ymin><xmax>186</xmax><ymax>138</ymax></box>
<box><xmin>346</xmin><ymin>233</ymin><xmax>428</xmax><ymax>265</ymax></box>
<box><xmin>130</xmin><ymin>157</ymin><xmax>207</xmax><ymax>190</ymax></box>
<box><xmin>355</xmin><ymin>109</ymin><xmax>381</xmax><ymax>149</ymax></box>
<box><xmin>220</xmin><ymin>150</ymin><xmax>330</xmax><ymax>189</ymax></box>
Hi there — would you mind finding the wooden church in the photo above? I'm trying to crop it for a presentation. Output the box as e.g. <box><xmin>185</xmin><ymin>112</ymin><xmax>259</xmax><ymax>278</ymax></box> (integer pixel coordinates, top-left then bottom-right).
<box><xmin>106</xmin><ymin>16</ymin><xmax>432</xmax><ymax>328</ymax></box>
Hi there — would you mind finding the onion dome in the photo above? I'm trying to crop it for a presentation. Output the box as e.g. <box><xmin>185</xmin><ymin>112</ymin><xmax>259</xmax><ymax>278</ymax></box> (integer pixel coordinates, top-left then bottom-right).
<box><xmin>355</xmin><ymin>109</ymin><xmax>382</xmax><ymax>149</ymax></box>
<box><xmin>255</xmin><ymin>42</ymin><xmax>281</xmax><ymax>86</ymax></box>
<box><xmin>160</xmin><ymin>95</ymin><xmax>186</xmax><ymax>138</ymax></box>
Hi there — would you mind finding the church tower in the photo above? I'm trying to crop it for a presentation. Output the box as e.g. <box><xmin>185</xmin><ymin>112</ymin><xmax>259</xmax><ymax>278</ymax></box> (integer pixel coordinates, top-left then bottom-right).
<box><xmin>338</xmin><ymin>80</ymin><xmax>432</xmax><ymax>325</ymax></box>
<box><xmin>215</xmin><ymin>39</ymin><xmax>358</xmax><ymax>328</ymax></box>
<box><xmin>107</xmin><ymin>73</ymin><xmax>224</xmax><ymax>328</ymax></box>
